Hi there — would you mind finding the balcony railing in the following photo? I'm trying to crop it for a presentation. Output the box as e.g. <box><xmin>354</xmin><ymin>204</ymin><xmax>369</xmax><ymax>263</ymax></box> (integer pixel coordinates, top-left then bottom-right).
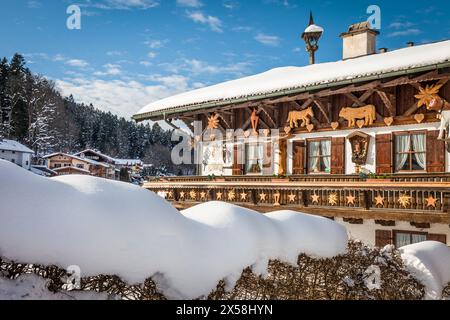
<box><xmin>143</xmin><ymin>173</ymin><xmax>450</xmax><ymax>221</ymax></box>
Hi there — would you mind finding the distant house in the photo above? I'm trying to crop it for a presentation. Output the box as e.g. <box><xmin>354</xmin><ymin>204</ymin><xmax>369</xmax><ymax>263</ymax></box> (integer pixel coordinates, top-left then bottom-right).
<box><xmin>0</xmin><ymin>139</ymin><xmax>34</xmax><ymax>170</ymax></box>
<box><xmin>73</xmin><ymin>149</ymin><xmax>143</xmax><ymax>180</ymax></box>
<box><xmin>43</xmin><ymin>152</ymin><xmax>111</xmax><ymax>178</ymax></box>
<box><xmin>30</xmin><ymin>165</ymin><xmax>58</xmax><ymax>177</ymax></box>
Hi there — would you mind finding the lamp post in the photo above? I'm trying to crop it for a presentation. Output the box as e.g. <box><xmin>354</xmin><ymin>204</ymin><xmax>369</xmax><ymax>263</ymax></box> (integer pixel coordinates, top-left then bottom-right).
<box><xmin>301</xmin><ymin>12</ymin><xmax>324</xmax><ymax>65</ymax></box>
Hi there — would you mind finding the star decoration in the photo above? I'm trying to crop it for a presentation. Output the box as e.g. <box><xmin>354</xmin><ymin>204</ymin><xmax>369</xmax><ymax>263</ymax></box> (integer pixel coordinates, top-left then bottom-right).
<box><xmin>207</xmin><ymin>113</ymin><xmax>220</xmax><ymax>130</ymax></box>
<box><xmin>346</xmin><ymin>194</ymin><xmax>356</xmax><ymax>205</ymax></box>
<box><xmin>288</xmin><ymin>193</ymin><xmax>296</xmax><ymax>203</ymax></box>
<box><xmin>240</xmin><ymin>192</ymin><xmax>247</xmax><ymax>201</ymax></box>
<box><xmin>259</xmin><ymin>192</ymin><xmax>267</xmax><ymax>201</ymax></box>
<box><xmin>311</xmin><ymin>193</ymin><xmax>320</xmax><ymax>204</ymax></box>
<box><xmin>425</xmin><ymin>195</ymin><xmax>437</xmax><ymax>208</ymax></box>
<box><xmin>398</xmin><ymin>194</ymin><xmax>411</xmax><ymax>208</ymax></box>
<box><xmin>374</xmin><ymin>194</ymin><xmax>384</xmax><ymax>206</ymax></box>
<box><xmin>190</xmin><ymin>190</ymin><xmax>197</xmax><ymax>200</ymax></box>
<box><xmin>228</xmin><ymin>190</ymin><xmax>236</xmax><ymax>201</ymax></box>
<box><xmin>328</xmin><ymin>193</ymin><xmax>338</xmax><ymax>206</ymax></box>
<box><xmin>200</xmin><ymin>192</ymin><xmax>207</xmax><ymax>200</ymax></box>
<box><xmin>216</xmin><ymin>192</ymin><xmax>223</xmax><ymax>200</ymax></box>
<box><xmin>415</xmin><ymin>83</ymin><xmax>443</xmax><ymax>108</ymax></box>
<box><xmin>179</xmin><ymin>191</ymin><xmax>185</xmax><ymax>200</ymax></box>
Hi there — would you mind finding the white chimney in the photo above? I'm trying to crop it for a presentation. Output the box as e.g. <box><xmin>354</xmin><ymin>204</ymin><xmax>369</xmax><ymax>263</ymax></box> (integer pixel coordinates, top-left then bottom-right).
<box><xmin>340</xmin><ymin>21</ymin><xmax>379</xmax><ymax>60</ymax></box>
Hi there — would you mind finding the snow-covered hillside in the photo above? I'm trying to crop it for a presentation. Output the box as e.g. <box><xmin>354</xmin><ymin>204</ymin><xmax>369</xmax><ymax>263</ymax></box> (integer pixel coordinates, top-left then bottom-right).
<box><xmin>0</xmin><ymin>160</ymin><xmax>347</xmax><ymax>299</ymax></box>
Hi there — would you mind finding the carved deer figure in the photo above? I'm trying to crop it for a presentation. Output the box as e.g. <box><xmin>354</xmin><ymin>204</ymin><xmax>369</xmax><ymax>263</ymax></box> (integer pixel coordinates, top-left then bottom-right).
<box><xmin>339</xmin><ymin>104</ymin><xmax>376</xmax><ymax>127</ymax></box>
<box><xmin>415</xmin><ymin>82</ymin><xmax>450</xmax><ymax>140</ymax></box>
<box><xmin>287</xmin><ymin>107</ymin><xmax>314</xmax><ymax>128</ymax></box>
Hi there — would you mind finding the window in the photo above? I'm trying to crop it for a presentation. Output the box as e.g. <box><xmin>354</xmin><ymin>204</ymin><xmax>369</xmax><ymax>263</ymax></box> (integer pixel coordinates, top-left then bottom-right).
<box><xmin>245</xmin><ymin>143</ymin><xmax>264</xmax><ymax>174</ymax></box>
<box><xmin>25</xmin><ymin>161</ymin><xmax>29</xmax><ymax>166</ymax></box>
<box><xmin>394</xmin><ymin>231</ymin><xmax>427</xmax><ymax>248</ymax></box>
<box><xmin>53</xmin><ymin>164</ymin><xmax>62</xmax><ymax>168</ymax></box>
<box><xmin>307</xmin><ymin>139</ymin><xmax>331</xmax><ymax>173</ymax></box>
<box><xmin>11</xmin><ymin>159</ymin><xmax>15</xmax><ymax>164</ymax></box>
<box><xmin>394</xmin><ymin>132</ymin><xmax>426</xmax><ymax>171</ymax></box>
<box><xmin>77</xmin><ymin>164</ymin><xmax>84</xmax><ymax>169</ymax></box>
<box><xmin>12</xmin><ymin>151</ymin><xmax>15</xmax><ymax>154</ymax></box>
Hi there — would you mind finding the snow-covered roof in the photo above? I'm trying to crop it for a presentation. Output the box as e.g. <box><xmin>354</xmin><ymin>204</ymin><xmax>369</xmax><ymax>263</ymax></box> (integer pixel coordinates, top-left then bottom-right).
<box><xmin>42</xmin><ymin>152</ymin><xmax>110</xmax><ymax>168</ymax></box>
<box><xmin>134</xmin><ymin>40</ymin><xmax>450</xmax><ymax>120</ymax></box>
<box><xmin>52</xmin><ymin>166</ymin><xmax>91</xmax><ymax>174</ymax></box>
<box><xmin>0</xmin><ymin>139</ymin><xmax>33</xmax><ymax>154</ymax></box>
<box><xmin>115</xmin><ymin>159</ymin><xmax>143</xmax><ymax>166</ymax></box>
<box><xmin>304</xmin><ymin>24</ymin><xmax>324</xmax><ymax>33</ymax></box>
<box><xmin>31</xmin><ymin>165</ymin><xmax>58</xmax><ymax>176</ymax></box>
<box><xmin>73</xmin><ymin>149</ymin><xmax>116</xmax><ymax>163</ymax></box>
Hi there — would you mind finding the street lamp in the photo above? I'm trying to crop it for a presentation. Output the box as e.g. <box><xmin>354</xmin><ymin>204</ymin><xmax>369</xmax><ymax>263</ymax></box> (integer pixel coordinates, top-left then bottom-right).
<box><xmin>301</xmin><ymin>12</ymin><xmax>324</xmax><ymax>65</ymax></box>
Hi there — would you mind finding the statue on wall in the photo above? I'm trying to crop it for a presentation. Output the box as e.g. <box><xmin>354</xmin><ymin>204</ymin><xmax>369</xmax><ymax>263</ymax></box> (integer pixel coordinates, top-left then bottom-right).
<box><xmin>347</xmin><ymin>131</ymin><xmax>370</xmax><ymax>173</ymax></box>
<box><xmin>339</xmin><ymin>104</ymin><xmax>376</xmax><ymax>127</ymax></box>
<box><xmin>287</xmin><ymin>107</ymin><xmax>314</xmax><ymax>128</ymax></box>
<box><xmin>250</xmin><ymin>108</ymin><xmax>259</xmax><ymax>134</ymax></box>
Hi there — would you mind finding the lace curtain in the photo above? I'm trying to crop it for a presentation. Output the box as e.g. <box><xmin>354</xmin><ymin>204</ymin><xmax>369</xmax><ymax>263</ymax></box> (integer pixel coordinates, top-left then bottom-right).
<box><xmin>411</xmin><ymin>134</ymin><xmax>426</xmax><ymax>169</ymax></box>
<box><xmin>395</xmin><ymin>135</ymin><xmax>410</xmax><ymax>170</ymax></box>
<box><xmin>246</xmin><ymin>144</ymin><xmax>263</xmax><ymax>173</ymax></box>
<box><xmin>321</xmin><ymin>140</ymin><xmax>331</xmax><ymax>172</ymax></box>
<box><xmin>308</xmin><ymin>141</ymin><xmax>321</xmax><ymax>172</ymax></box>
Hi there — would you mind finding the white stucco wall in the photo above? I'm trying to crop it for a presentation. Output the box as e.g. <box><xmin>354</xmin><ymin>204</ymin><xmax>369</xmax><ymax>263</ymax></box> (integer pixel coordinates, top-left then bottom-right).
<box><xmin>337</xmin><ymin>217</ymin><xmax>450</xmax><ymax>247</ymax></box>
<box><xmin>287</xmin><ymin>122</ymin><xmax>442</xmax><ymax>175</ymax></box>
<box><xmin>0</xmin><ymin>150</ymin><xmax>32</xmax><ymax>170</ymax></box>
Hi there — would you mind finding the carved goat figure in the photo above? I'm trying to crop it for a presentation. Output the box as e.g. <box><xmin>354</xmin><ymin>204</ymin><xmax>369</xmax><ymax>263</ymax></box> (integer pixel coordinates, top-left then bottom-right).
<box><xmin>339</xmin><ymin>105</ymin><xmax>376</xmax><ymax>127</ymax></box>
<box><xmin>250</xmin><ymin>108</ymin><xmax>259</xmax><ymax>133</ymax></box>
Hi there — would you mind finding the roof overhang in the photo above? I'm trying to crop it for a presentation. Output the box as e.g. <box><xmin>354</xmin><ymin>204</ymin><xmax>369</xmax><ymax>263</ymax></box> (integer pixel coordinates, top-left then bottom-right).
<box><xmin>132</xmin><ymin>61</ymin><xmax>450</xmax><ymax>122</ymax></box>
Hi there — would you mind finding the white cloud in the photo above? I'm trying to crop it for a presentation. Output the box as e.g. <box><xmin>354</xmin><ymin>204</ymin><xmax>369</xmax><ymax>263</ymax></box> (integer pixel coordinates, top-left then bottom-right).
<box><xmin>255</xmin><ymin>33</ymin><xmax>281</xmax><ymax>46</ymax></box>
<box><xmin>140</xmin><ymin>61</ymin><xmax>153</xmax><ymax>67</ymax></box>
<box><xmin>94</xmin><ymin>64</ymin><xmax>122</xmax><ymax>76</ymax></box>
<box><xmin>65</xmin><ymin>59</ymin><xmax>89</xmax><ymax>68</ymax></box>
<box><xmin>27</xmin><ymin>1</ymin><xmax>41</xmax><ymax>8</ymax></box>
<box><xmin>223</xmin><ymin>0</ymin><xmax>239</xmax><ymax>9</ymax></box>
<box><xmin>187</xmin><ymin>11</ymin><xmax>223</xmax><ymax>33</ymax></box>
<box><xmin>145</xmin><ymin>39</ymin><xmax>166</xmax><ymax>49</ymax></box>
<box><xmin>147</xmin><ymin>52</ymin><xmax>158</xmax><ymax>59</ymax></box>
<box><xmin>106</xmin><ymin>51</ymin><xmax>126</xmax><ymax>56</ymax></box>
<box><xmin>232</xmin><ymin>26</ymin><xmax>252</xmax><ymax>32</ymax></box>
<box><xmin>53</xmin><ymin>54</ymin><xmax>66</xmax><ymax>62</ymax></box>
<box><xmin>56</xmin><ymin>75</ymin><xmax>192</xmax><ymax>119</ymax></box>
<box><xmin>85</xmin><ymin>0</ymin><xmax>160</xmax><ymax>10</ymax></box>
<box><xmin>389</xmin><ymin>21</ymin><xmax>414</xmax><ymax>29</ymax></box>
<box><xmin>387</xmin><ymin>29</ymin><xmax>422</xmax><ymax>37</ymax></box>
<box><xmin>177</xmin><ymin>0</ymin><xmax>203</xmax><ymax>7</ymax></box>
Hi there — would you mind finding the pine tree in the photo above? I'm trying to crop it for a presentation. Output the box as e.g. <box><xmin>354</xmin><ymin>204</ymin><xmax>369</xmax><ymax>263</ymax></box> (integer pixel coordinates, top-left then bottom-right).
<box><xmin>0</xmin><ymin>57</ymin><xmax>11</xmax><ymax>138</ymax></box>
<box><xmin>7</xmin><ymin>54</ymin><xmax>28</xmax><ymax>141</ymax></box>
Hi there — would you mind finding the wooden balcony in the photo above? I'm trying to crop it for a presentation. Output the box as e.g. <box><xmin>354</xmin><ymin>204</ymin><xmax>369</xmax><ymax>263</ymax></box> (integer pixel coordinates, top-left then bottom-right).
<box><xmin>143</xmin><ymin>173</ymin><xmax>450</xmax><ymax>224</ymax></box>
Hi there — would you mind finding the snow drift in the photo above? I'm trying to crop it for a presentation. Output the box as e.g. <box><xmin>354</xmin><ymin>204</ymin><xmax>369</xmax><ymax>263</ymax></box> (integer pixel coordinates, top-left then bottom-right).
<box><xmin>0</xmin><ymin>160</ymin><xmax>347</xmax><ymax>299</ymax></box>
<box><xmin>400</xmin><ymin>241</ymin><xmax>450</xmax><ymax>300</ymax></box>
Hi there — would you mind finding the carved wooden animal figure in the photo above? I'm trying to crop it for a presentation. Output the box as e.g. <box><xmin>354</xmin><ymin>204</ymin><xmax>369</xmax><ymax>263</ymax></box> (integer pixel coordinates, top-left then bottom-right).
<box><xmin>339</xmin><ymin>105</ymin><xmax>376</xmax><ymax>127</ymax></box>
<box><xmin>428</xmin><ymin>96</ymin><xmax>450</xmax><ymax>112</ymax></box>
<box><xmin>287</xmin><ymin>107</ymin><xmax>314</xmax><ymax>128</ymax></box>
<box><xmin>250</xmin><ymin>108</ymin><xmax>259</xmax><ymax>133</ymax></box>
<box><xmin>437</xmin><ymin>110</ymin><xmax>450</xmax><ymax>140</ymax></box>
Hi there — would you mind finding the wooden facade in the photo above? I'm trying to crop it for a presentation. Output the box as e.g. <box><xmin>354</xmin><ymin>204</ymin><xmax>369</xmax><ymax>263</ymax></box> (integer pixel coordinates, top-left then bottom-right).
<box><xmin>139</xmin><ymin>49</ymin><xmax>450</xmax><ymax>247</ymax></box>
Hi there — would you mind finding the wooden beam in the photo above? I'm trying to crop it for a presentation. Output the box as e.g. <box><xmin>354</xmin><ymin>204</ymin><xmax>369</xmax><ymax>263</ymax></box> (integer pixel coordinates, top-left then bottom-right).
<box><xmin>312</xmin><ymin>98</ymin><xmax>331</xmax><ymax>123</ymax></box>
<box><xmin>404</xmin><ymin>101</ymin><xmax>420</xmax><ymax>117</ymax></box>
<box><xmin>376</xmin><ymin>90</ymin><xmax>395</xmax><ymax>116</ymax></box>
<box><xmin>344</xmin><ymin>93</ymin><xmax>365</xmax><ymax>107</ymax></box>
<box><xmin>258</xmin><ymin>106</ymin><xmax>277</xmax><ymax>128</ymax></box>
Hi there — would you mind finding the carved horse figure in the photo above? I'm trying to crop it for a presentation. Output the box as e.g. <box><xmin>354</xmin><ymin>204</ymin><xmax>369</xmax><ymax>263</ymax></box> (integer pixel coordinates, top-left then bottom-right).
<box><xmin>339</xmin><ymin>104</ymin><xmax>376</xmax><ymax>127</ymax></box>
<box><xmin>287</xmin><ymin>107</ymin><xmax>314</xmax><ymax>128</ymax></box>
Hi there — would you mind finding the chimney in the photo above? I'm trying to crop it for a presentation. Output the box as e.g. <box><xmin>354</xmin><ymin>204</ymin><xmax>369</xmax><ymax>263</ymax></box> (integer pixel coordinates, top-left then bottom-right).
<box><xmin>340</xmin><ymin>21</ymin><xmax>379</xmax><ymax>60</ymax></box>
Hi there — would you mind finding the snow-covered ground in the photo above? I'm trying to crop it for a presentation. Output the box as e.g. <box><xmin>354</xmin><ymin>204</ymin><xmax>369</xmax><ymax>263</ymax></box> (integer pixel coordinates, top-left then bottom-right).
<box><xmin>0</xmin><ymin>160</ymin><xmax>347</xmax><ymax>299</ymax></box>
<box><xmin>1</xmin><ymin>159</ymin><xmax>449</xmax><ymax>300</ymax></box>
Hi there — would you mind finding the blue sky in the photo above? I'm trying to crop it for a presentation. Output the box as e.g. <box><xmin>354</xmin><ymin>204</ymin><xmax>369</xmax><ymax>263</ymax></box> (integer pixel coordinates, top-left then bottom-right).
<box><xmin>0</xmin><ymin>0</ymin><xmax>449</xmax><ymax>119</ymax></box>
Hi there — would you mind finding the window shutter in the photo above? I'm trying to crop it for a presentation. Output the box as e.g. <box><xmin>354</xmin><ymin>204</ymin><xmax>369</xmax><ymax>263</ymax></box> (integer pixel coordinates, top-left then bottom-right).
<box><xmin>376</xmin><ymin>133</ymin><xmax>392</xmax><ymax>174</ymax></box>
<box><xmin>232</xmin><ymin>144</ymin><xmax>243</xmax><ymax>175</ymax></box>
<box><xmin>427</xmin><ymin>233</ymin><xmax>447</xmax><ymax>244</ymax></box>
<box><xmin>292</xmin><ymin>140</ymin><xmax>306</xmax><ymax>174</ymax></box>
<box><xmin>278</xmin><ymin>139</ymin><xmax>287</xmax><ymax>175</ymax></box>
<box><xmin>331</xmin><ymin>137</ymin><xmax>345</xmax><ymax>174</ymax></box>
<box><xmin>426</xmin><ymin>130</ymin><xmax>445</xmax><ymax>173</ymax></box>
<box><xmin>375</xmin><ymin>230</ymin><xmax>392</xmax><ymax>247</ymax></box>
<box><xmin>263</xmin><ymin>141</ymin><xmax>272</xmax><ymax>169</ymax></box>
